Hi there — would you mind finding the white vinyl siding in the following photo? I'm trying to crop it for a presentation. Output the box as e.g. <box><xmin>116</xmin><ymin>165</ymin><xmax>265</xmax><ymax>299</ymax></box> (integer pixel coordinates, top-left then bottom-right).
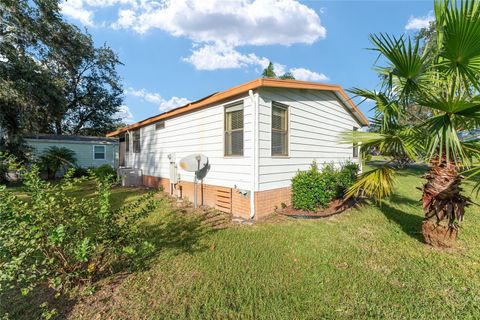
<box><xmin>125</xmin><ymin>95</ymin><xmax>253</xmax><ymax>190</ymax></box>
<box><xmin>257</xmin><ymin>88</ymin><xmax>362</xmax><ymax>191</ymax></box>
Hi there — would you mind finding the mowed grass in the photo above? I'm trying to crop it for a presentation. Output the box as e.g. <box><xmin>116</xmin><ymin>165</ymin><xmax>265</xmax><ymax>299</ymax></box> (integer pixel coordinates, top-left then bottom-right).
<box><xmin>4</xmin><ymin>166</ymin><xmax>480</xmax><ymax>319</ymax></box>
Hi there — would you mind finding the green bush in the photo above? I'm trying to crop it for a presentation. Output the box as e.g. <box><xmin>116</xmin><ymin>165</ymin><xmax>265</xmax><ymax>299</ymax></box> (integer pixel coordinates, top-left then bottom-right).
<box><xmin>91</xmin><ymin>164</ymin><xmax>117</xmax><ymax>180</ymax></box>
<box><xmin>38</xmin><ymin>146</ymin><xmax>77</xmax><ymax>179</ymax></box>
<box><xmin>72</xmin><ymin>167</ymin><xmax>89</xmax><ymax>178</ymax></box>
<box><xmin>291</xmin><ymin>162</ymin><xmax>359</xmax><ymax>211</ymax></box>
<box><xmin>336</xmin><ymin>162</ymin><xmax>360</xmax><ymax>198</ymax></box>
<box><xmin>0</xmin><ymin>161</ymin><xmax>158</xmax><ymax>312</ymax></box>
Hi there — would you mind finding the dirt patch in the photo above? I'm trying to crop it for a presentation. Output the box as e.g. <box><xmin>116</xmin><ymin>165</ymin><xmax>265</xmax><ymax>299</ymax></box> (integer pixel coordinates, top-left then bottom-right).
<box><xmin>276</xmin><ymin>198</ymin><xmax>360</xmax><ymax>219</ymax></box>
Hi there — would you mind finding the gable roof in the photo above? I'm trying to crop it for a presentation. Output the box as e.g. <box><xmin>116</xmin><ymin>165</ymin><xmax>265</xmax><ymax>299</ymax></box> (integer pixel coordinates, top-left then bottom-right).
<box><xmin>107</xmin><ymin>78</ymin><xmax>369</xmax><ymax>137</ymax></box>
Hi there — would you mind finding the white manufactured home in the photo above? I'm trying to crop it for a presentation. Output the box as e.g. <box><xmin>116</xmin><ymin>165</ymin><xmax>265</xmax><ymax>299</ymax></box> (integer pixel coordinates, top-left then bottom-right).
<box><xmin>107</xmin><ymin>78</ymin><xmax>368</xmax><ymax>219</ymax></box>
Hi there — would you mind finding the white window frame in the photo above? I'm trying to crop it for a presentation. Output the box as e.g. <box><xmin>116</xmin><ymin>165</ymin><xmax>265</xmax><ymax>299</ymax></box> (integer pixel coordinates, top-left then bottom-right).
<box><xmin>270</xmin><ymin>101</ymin><xmax>290</xmax><ymax>158</ymax></box>
<box><xmin>93</xmin><ymin>145</ymin><xmax>106</xmax><ymax>160</ymax></box>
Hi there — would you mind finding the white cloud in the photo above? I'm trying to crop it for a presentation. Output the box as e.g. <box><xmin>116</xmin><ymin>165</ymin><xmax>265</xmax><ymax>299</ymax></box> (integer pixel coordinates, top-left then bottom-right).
<box><xmin>60</xmin><ymin>0</ymin><xmax>95</xmax><ymax>26</ymax></box>
<box><xmin>159</xmin><ymin>97</ymin><xmax>191</xmax><ymax>112</ymax></box>
<box><xmin>125</xmin><ymin>87</ymin><xmax>163</xmax><ymax>104</ymax></box>
<box><xmin>183</xmin><ymin>43</ymin><xmax>269</xmax><ymax>70</ymax></box>
<box><xmin>111</xmin><ymin>0</ymin><xmax>325</xmax><ymax>46</ymax></box>
<box><xmin>405</xmin><ymin>12</ymin><xmax>434</xmax><ymax>30</ymax></box>
<box><xmin>126</xmin><ymin>87</ymin><xmax>190</xmax><ymax>113</ymax></box>
<box><xmin>115</xmin><ymin>105</ymin><xmax>135</xmax><ymax>124</ymax></box>
<box><xmin>60</xmin><ymin>0</ymin><xmax>328</xmax><ymax>79</ymax></box>
<box><xmin>290</xmin><ymin>68</ymin><xmax>329</xmax><ymax>81</ymax></box>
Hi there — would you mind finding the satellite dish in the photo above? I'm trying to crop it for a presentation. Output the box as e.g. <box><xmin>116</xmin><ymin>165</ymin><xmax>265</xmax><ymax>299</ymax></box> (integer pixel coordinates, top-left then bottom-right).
<box><xmin>179</xmin><ymin>154</ymin><xmax>208</xmax><ymax>172</ymax></box>
<box><xmin>179</xmin><ymin>154</ymin><xmax>209</xmax><ymax>208</ymax></box>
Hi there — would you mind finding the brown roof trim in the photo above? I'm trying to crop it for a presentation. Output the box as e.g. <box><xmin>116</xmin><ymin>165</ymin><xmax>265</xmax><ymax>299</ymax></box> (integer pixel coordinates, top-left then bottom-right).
<box><xmin>107</xmin><ymin>78</ymin><xmax>368</xmax><ymax>137</ymax></box>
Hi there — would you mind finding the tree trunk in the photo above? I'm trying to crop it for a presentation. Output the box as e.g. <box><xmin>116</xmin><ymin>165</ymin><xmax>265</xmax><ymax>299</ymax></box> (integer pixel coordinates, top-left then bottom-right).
<box><xmin>421</xmin><ymin>157</ymin><xmax>470</xmax><ymax>248</ymax></box>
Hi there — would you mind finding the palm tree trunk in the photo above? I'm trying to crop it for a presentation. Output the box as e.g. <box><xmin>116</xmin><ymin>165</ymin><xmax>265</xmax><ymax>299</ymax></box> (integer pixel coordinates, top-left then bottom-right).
<box><xmin>421</xmin><ymin>156</ymin><xmax>470</xmax><ymax>247</ymax></box>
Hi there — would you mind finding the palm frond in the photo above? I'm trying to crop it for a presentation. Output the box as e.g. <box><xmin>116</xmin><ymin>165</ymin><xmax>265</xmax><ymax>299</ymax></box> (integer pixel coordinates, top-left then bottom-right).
<box><xmin>349</xmin><ymin>88</ymin><xmax>400</xmax><ymax>131</ymax></box>
<box><xmin>340</xmin><ymin>129</ymin><xmax>424</xmax><ymax>162</ymax></box>
<box><xmin>423</xmin><ymin>113</ymin><xmax>470</xmax><ymax>165</ymax></box>
<box><xmin>436</xmin><ymin>0</ymin><xmax>480</xmax><ymax>91</ymax></box>
<box><xmin>345</xmin><ymin>165</ymin><xmax>397</xmax><ymax>201</ymax></box>
<box><xmin>369</xmin><ymin>33</ymin><xmax>428</xmax><ymax>100</ymax></box>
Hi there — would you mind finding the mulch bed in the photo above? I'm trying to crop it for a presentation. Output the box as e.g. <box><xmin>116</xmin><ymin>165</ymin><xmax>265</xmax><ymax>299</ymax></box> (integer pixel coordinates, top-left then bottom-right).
<box><xmin>277</xmin><ymin>198</ymin><xmax>360</xmax><ymax>219</ymax></box>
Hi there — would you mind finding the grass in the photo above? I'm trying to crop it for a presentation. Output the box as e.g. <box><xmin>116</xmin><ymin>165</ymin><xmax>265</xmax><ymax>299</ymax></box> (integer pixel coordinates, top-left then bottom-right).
<box><xmin>3</xmin><ymin>165</ymin><xmax>480</xmax><ymax>319</ymax></box>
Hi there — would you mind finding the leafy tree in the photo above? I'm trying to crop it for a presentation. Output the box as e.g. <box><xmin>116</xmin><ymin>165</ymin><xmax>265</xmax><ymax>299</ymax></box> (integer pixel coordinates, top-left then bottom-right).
<box><xmin>344</xmin><ymin>0</ymin><xmax>480</xmax><ymax>247</ymax></box>
<box><xmin>38</xmin><ymin>146</ymin><xmax>77</xmax><ymax>179</ymax></box>
<box><xmin>279</xmin><ymin>72</ymin><xmax>295</xmax><ymax>80</ymax></box>
<box><xmin>0</xmin><ymin>0</ymin><xmax>124</xmax><ymax>157</ymax></box>
<box><xmin>0</xmin><ymin>162</ymin><xmax>158</xmax><ymax>316</ymax></box>
<box><xmin>261</xmin><ymin>61</ymin><xmax>296</xmax><ymax>80</ymax></box>
<box><xmin>262</xmin><ymin>62</ymin><xmax>277</xmax><ymax>78</ymax></box>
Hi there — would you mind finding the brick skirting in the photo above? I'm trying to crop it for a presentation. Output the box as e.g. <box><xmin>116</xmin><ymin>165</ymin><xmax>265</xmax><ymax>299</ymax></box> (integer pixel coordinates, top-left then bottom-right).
<box><xmin>141</xmin><ymin>175</ymin><xmax>290</xmax><ymax>220</ymax></box>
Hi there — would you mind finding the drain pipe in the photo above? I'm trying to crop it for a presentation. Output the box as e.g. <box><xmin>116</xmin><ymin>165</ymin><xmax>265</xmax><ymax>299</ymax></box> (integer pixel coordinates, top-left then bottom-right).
<box><xmin>249</xmin><ymin>89</ymin><xmax>257</xmax><ymax>219</ymax></box>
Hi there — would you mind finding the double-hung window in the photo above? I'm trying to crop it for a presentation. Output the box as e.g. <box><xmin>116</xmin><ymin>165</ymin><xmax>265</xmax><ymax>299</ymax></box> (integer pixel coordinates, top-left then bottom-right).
<box><xmin>224</xmin><ymin>103</ymin><xmax>244</xmax><ymax>156</ymax></box>
<box><xmin>132</xmin><ymin>129</ymin><xmax>141</xmax><ymax>153</ymax></box>
<box><xmin>271</xmin><ymin>102</ymin><xmax>289</xmax><ymax>156</ymax></box>
<box><xmin>93</xmin><ymin>145</ymin><xmax>106</xmax><ymax>160</ymax></box>
<box><xmin>125</xmin><ymin>133</ymin><xmax>130</xmax><ymax>152</ymax></box>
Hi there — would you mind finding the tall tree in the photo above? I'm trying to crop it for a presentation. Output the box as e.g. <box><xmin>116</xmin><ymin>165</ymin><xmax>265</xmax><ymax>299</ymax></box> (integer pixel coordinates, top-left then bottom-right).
<box><xmin>261</xmin><ymin>61</ymin><xmax>296</xmax><ymax>80</ymax></box>
<box><xmin>344</xmin><ymin>0</ymin><xmax>480</xmax><ymax>247</ymax></box>
<box><xmin>0</xmin><ymin>0</ymin><xmax>123</xmax><ymax>157</ymax></box>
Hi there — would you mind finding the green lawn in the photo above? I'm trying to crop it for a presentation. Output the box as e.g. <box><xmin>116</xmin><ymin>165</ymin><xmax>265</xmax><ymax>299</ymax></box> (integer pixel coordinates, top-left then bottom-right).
<box><xmin>3</xmin><ymin>165</ymin><xmax>480</xmax><ymax>319</ymax></box>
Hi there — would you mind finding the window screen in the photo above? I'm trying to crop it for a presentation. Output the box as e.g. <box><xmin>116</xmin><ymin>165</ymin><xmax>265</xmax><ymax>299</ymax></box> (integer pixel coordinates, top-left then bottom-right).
<box><xmin>94</xmin><ymin>145</ymin><xmax>106</xmax><ymax>160</ymax></box>
<box><xmin>125</xmin><ymin>133</ymin><xmax>129</xmax><ymax>152</ymax></box>
<box><xmin>224</xmin><ymin>103</ymin><xmax>244</xmax><ymax>156</ymax></box>
<box><xmin>155</xmin><ymin>121</ymin><xmax>165</xmax><ymax>130</ymax></box>
<box><xmin>353</xmin><ymin>127</ymin><xmax>359</xmax><ymax>158</ymax></box>
<box><xmin>133</xmin><ymin>130</ymin><xmax>141</xmax><ymax>153</ymax></box>
<box><xmin>271</xmin><ymin>103</ymin><xmax>288</xmax><ymax>156</ymax></box>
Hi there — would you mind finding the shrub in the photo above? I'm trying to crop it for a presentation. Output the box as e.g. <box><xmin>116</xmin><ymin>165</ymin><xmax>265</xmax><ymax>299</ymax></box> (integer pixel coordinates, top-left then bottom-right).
<box><xmin>72</xmin><ymin>167</ymin><xmax>89</xmax><ymax>178</ymax></box>
<box><xmin>336</xmin><ymin>162</ymin><xmax>360</xmax><ymax>198</ymax></box>
<box><xmin>0</xmin><ymin>161</ymin><xmax>159</xmax><ymax>313</ymax></box>
<box><xmin>92</xmin><ymin>164</ymin><xmax>117</xmax><ymax>180</ymax></box>
<box><xmin>291</xmin><ymin>162</ymin><xmax>337</xmax><ymax>211</ymax></box>
<box><xmin>38</xmin><ymin>146</ymin><xmax>77</xmax><ymax>179</ymax></box>
<box><xmin>291</xmin><ymin>162</ymin><xmax>359</xmax><ymax>211</ymax></box>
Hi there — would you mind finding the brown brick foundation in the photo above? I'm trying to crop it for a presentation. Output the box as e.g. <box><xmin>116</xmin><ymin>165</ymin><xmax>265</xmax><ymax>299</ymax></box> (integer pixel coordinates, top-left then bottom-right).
<box><xmin>141</xmin><ymin>175</ymin><xmax>290</xmax><ymax>220</ymax></box>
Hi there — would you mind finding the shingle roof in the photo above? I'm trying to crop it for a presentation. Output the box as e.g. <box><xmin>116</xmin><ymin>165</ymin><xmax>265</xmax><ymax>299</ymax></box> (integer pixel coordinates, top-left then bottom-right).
<box><xmin>25</xmin><ymin>134</ymin><xmax>117</xmax><ymax>143</ymax></box>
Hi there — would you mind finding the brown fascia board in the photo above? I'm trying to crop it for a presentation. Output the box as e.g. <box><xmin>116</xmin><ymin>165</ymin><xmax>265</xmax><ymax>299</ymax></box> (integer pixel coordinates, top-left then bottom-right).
<box><xmin>107</xmin><ymin>78</ymin><xmax>369</xmax><ymax>137</ymax></box>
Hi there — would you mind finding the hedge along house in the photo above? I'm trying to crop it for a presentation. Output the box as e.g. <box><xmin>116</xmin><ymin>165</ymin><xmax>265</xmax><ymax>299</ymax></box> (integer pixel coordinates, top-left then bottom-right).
<box><xmin>25</xmin><ymin>134</ymin><xmax>119</xmax><ymax>170</ymax></box>
<box><xmin>107</xmin><ymin>78</ymin><xmax>369</xmax><ymax>219</ymax></box>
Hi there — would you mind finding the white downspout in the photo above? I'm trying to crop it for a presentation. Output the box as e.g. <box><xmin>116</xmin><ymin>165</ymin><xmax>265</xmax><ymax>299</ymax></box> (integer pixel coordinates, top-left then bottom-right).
<box><xmin>249</xmin><ymin>90</ymin><xmax>257</xmax><ymax>219</ymax></box>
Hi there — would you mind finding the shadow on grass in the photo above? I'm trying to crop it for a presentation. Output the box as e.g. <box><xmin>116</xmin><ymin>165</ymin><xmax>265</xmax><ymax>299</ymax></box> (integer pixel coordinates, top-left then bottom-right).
<box><xmin>0</xmin><ymin>285</ymin><xmax>76</xmax><ymax>320</ymax></box>
<box><xmin>1</xmin><ymin>196</ymin><xmax>221</xmax><ymax>320</ymax></box>
<box><xmin>378</xmin><ymin>199</ymin><xmax>424</xmax><ymax>242</ymax></box>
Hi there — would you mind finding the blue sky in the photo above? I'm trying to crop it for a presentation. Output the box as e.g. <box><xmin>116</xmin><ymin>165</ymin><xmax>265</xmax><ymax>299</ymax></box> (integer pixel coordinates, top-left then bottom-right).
<box><xmin>60</xmin><ymin>0</ymin><xmax>434</xmax><ymax>124</ymax></box>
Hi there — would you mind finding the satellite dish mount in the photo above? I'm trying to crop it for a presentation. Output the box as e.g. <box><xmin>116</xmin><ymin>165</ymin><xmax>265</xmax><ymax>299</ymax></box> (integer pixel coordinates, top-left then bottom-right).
<box><xmin>179</xmin><ymin>154</ymin><xmax>209</xmax><ymax>208</ymax></box>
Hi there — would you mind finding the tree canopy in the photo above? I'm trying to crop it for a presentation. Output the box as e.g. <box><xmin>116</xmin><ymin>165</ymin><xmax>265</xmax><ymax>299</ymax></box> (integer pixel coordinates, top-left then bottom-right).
<box><xmin>0</xmin><ymin>0</ymin><xmax>124</xmax><ymax>156</ymax></box>
<box><xmin>261</xmin><ymin>61</ymin><xmax>295</xmax><ymax>80</ymax></box>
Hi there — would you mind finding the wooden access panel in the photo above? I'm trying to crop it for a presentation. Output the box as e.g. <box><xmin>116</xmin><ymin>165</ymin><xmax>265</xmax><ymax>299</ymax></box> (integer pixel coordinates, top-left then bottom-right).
<box><xmin>215</xmin><ymin>187</ymin><xmax>232</xmax><ymax>214</ymax></box>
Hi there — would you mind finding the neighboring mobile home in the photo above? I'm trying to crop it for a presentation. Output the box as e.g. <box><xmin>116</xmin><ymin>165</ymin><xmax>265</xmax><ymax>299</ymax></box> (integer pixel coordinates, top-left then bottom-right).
<box><xmin>26</xmin><ymin>134</ymin><xmax>119</xmax><ymax>169</ymax></box>
<box><xmin>107</xmin><ymin>78</ymin><xmax>369</xmax><ymax>219</ymax></box>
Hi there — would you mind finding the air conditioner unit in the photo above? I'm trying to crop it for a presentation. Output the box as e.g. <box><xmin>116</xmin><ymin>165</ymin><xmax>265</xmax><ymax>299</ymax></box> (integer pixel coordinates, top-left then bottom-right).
<box><xmin>118</xmin><ymin>167</ymin><xmax>143</xmax><ymax>186</ymax></box>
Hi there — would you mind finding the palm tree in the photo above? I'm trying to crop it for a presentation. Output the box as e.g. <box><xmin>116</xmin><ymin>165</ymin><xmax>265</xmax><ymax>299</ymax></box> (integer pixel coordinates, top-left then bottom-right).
<box><xmin>39</xmin><ymin>146</ymin><xmax>77</xmax><ymax>179</ymax></box>
<box><xmin>345</xmin><ymin>0</ymin><xmax>480</xmax><ymax>247</ymax></box>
